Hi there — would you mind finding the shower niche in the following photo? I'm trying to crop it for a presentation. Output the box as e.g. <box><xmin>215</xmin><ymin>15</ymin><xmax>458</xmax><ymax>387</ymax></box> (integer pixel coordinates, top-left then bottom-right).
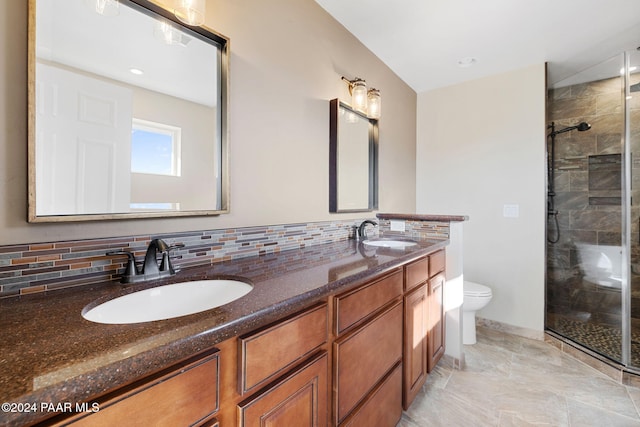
<box><xmin>588</xmin><ymin>154</ymin><xmax>622</xmax><ymax>206</ymax></box>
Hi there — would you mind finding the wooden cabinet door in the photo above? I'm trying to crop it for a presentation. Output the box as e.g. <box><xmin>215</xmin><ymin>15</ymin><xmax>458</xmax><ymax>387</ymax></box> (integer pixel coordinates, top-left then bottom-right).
<box><xmin>403</xmin><ymin>283</ymin><xmax>428</xmax><ymax>410</ymax></box>
<box><xmin>428</xmin><ymin>272</ymin><xmax>446</xmax><ymax>372</ymax></box>
<box><xmin>334</xmin><ymin>301</ymin><xmax>403</xmax><ymax>424</ymax></box>
<box><xmin>341</xmin><ymin>363</ymin><xmax>403</xmax><ymax>427</ymax></box>
<box><xmin>238</xmin><ymin>352</ymin><xmax>328</xmax><ymax>427</ymax></box>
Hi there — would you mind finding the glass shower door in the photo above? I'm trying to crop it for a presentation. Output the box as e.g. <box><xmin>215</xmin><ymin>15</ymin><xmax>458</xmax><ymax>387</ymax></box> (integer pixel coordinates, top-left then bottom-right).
<box><xmin>546</xmin><ymin>53</ymin><xmax>626</xmax><ymax>363</ymax></box>
<box><xmin>628</xmin><ymin>49</ymin><xmax>640</xmax><ymax>369</ymax></box>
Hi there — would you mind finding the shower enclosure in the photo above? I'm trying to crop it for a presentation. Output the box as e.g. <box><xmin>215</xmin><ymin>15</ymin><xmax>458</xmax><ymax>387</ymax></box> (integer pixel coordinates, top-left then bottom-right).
<box><xmin>546</xmin><ymin>49</ymin><xmax>640</xmax><ymax>368</ymax></box>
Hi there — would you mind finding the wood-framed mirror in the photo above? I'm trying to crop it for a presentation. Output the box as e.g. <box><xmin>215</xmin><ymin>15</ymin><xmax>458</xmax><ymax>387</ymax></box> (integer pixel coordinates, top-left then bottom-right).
<box><xmin>329</xmin><ymin>98</ymin><xmax>378</xmax><ymax>213</ymax></box>
<box><xmin>28</xmin><ymin>0</ymin><xmax>229</xmax><ymax>222</ymax></box>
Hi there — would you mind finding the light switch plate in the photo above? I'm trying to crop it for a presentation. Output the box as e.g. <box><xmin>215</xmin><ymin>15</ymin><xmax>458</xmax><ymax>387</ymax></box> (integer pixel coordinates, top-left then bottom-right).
<box><xmin>390</xmin><ymin>220</ymin><xmax>406</xmax><ymax>232</ymax></box>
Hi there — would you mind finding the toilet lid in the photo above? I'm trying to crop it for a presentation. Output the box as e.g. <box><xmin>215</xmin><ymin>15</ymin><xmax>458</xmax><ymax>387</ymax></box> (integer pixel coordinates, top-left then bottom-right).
<box><xmin>464</xmin><ymin>281</ymin><xmax>492</xmax><ymax>297</ymax></box>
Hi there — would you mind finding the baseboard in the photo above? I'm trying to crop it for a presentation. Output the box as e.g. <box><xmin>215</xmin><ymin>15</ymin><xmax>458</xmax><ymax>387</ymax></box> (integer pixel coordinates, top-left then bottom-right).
<box><xmin>476</xmin><ymin>317</ymin><xmax>545</xmax><ymax>341</ymax></box>
<box><xmin>441</xmin><ymin>353</ymin><xmax>465</xmax><ymax>370</ymax></box>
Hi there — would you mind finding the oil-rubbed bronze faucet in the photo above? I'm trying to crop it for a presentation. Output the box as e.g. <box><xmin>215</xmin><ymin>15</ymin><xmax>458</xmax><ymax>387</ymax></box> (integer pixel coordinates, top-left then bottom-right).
<box><xmin>357</xmin><ymin>220</ymin><xmax>378</xmax><ymax>240</ymax></box>
<box><xmin>107</xmin><ymin>238</ymin><xmax>184</xmax><ymax>283</ymax></box>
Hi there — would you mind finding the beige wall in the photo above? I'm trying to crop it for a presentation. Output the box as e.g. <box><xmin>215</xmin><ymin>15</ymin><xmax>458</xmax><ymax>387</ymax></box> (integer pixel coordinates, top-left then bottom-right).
<box><xmin>416</xmin><ymin>65</ymin><xmax>547</xmax><ymax>332</ymax></box>
<box><xmin>0</xmin><ymin>0</ymin><xmax>416</xmax><ymax>245</ymax></box>
<box><xmin>131</xmin><ymin>86</ymin><xmax>217</xmax><ymax>211</ymax></box>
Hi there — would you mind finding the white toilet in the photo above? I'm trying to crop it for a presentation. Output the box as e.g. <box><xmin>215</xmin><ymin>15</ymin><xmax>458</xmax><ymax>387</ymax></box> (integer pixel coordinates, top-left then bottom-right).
<box><xmin>575</xmin><ymin>243</ymin><xmax>622</xmax><ymax>289</ymax></box>
<box><xmin>463</xmin><ymin>281</ymin><xmax>493</xmax><ymax>345</ymax></box>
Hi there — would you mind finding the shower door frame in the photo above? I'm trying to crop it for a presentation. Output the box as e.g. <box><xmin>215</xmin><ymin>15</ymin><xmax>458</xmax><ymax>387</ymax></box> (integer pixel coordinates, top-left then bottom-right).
<box><xmin>622</xmin><ymin>50</ymin><xmax>632</xmax><ymax>368</ymax></box>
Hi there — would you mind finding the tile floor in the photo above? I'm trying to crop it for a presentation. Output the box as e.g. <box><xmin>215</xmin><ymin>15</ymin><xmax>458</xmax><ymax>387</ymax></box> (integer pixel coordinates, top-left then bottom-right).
<box><xmin>398</xmin><ymin>326</ymin><xmax>640</xmax><ymax>426</ymax></box>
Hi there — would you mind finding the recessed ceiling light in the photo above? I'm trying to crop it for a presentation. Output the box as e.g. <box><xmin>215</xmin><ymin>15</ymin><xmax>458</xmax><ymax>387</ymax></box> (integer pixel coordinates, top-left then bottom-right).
<box><xmin>129</xmin><ymin>68</ymin><xmax>144</xmax><ymax>75</ymax></box>
<box><xmin>457</xmin><ymin>57</ymin><xmax>477</xmax><ymax>68</ymax></box>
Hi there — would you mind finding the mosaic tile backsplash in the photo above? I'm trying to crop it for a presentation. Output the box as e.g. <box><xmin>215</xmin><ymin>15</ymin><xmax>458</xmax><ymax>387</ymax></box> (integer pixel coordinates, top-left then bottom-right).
<box><xmin>0</xmin><ymin>219</ymin><xmax>450</xmax><ymax>298</ymax></box>
<box><xmin>377</xmin><ymin>218</ymin><xmax>452</xmax><ymax>239</ymax></box>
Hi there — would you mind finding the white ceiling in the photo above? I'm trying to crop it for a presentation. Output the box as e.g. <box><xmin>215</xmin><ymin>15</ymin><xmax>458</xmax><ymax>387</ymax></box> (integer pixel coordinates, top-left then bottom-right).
<box><xmin>36</xmin><ymin>0</ymin><xmax>218</xmax><ymax>106</ymax></box>
<box><xmin>314</xmin><ymin>0</ymin><xmax>640</xmax><ymax>92</ymax></box>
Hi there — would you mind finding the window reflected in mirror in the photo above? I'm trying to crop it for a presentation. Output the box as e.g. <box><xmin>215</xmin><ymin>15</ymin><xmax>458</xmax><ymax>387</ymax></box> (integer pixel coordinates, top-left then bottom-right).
<box><xmin>131</xmin><ymin>119</ymin><xmax>181</xmax><ymax>176</ymax></box>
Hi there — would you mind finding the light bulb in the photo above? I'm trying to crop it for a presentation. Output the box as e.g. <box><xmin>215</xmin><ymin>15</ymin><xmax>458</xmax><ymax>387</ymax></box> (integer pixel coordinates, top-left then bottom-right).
<box><xmin>351</xmin><ymin>79</ymin><xmax>367</xmax><ymax>112</ymax></box>
<box><xmin>367</xmin><ymin>89</ymin><xmax>381</xmax><ymax>119</ymax></box>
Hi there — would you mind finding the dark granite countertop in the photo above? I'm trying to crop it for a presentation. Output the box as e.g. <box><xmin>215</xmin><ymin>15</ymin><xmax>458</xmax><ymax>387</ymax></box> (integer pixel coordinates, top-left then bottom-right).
<box><xmin>377</xmin><ymin>213</ymin><xmax>469</xmax><ymax>222</ymax></box>
<box><xmin>0</xmin><ymin>236</ymin><xmax>447</xmax><ymax>427</ymax></box>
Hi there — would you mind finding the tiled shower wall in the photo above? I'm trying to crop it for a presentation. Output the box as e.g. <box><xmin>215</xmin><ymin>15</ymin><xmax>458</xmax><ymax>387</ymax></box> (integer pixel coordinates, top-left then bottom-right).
<box><xmin>546</xmin><ymin>69</ymin><xmax>640</xmax><ymax>335</ymax></box>
<box><xmin>0</xmin><ymin>219</ymin><xmax>450</xmax><ymax>298</ymax></box>
<box><xmin>546</xmin><ymin>76</ymin><xmax>625</xmax><ymax>327</ymax></box>
<box><xmin>548</xmin><ymin>76</ymin><xmax>624</xmax><ymax>251</ymax></box>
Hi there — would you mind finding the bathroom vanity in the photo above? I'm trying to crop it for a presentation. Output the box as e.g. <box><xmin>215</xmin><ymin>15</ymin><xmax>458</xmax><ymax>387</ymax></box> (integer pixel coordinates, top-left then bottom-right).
<box><xmin>0</xmin><ymin>238</ymin><xmax>448</xmax><ymax>427</ymax></box>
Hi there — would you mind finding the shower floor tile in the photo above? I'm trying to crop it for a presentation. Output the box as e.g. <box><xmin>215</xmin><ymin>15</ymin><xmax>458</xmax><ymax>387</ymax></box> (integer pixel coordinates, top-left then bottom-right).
<box><xmin>398</xmin><ymin>326</ymin><xmax>640</xmax><ymax>426</ymax></box>
<box><xmin>548</xmin><ymin>314</ymin><xmax>640</xmax><ymax>367</ymax></box>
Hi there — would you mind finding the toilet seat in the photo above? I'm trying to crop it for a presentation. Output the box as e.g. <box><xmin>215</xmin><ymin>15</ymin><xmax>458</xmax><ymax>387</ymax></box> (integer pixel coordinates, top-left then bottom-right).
<box><xmin>464</xmin><ymin>281</ymin><xmax>492</xmax><ymax>297</ymax></box>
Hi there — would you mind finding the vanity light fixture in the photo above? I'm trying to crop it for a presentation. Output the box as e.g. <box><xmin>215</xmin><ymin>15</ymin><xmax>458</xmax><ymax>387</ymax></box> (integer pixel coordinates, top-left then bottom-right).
<box><xmin>351</xmin><ymin>78</ymin><xmax>368</xmax><ymax>112</ymax></box>
<box><xmin>85</xmin><ymin>0</ymin><xmax>119</xmax><ymax>16</ymax></box>
<box><xmin>367</xmin><ymin>88</ymin><xmax>381</xmax><ymax>119</ymax></box>
<box><xmin>174</xmin><ymin>0</ymin><xmax>206</xmax><ymax>26</ymax></box>
<box><xmin>341</xmin><ymin>76</ymin><xmax>382</xmax><ymax>119</ymax></box>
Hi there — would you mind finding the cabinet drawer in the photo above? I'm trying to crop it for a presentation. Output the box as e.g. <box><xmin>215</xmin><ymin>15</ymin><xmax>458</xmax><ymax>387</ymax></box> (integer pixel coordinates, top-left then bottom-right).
<box><xmin>334</xmin><ymin>301</ymin><xmax>403</xmax><ymax>424</ymax></box>
<box><xmin>334</xmin><ymin>270</ymin><xmax>402</xmax><ymax>335</ymax></box>
<box><xmin>341</xmin><ymin>362</ymin><xmax>402</xmax><ymax>427</ymax></box>
<box><xmin>63</xmin><ymin>351</ymin><xmax>219</xmax><ymax>427</ymax></box>
<box><xmin>405</xmin><ymin>257</ymin><xmax>429</xmax><ymax>291</ymax></box>
<box><xmin>239</xmin><ymin>303</ymin><xmax>327</xmax><ymax>394</ymax></box>
<box><xmin>429</xmin><ymin>250</ymin><xmax>446</xmax><ymax>277</ymax></box>
<box><xmin>238</xmin><ymin>352</ymin><xmax>328</xmax><ymax>427</ymax></box>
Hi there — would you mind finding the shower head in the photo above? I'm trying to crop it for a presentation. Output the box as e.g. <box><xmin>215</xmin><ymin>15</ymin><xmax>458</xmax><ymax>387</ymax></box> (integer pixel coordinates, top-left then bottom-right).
<box><xmin>576</xmin><ymin>122</ymin><xmax>591</xmax><ymax>131</ymax></box>
<box><xmin>549</xmin><ymin>122</ymin><xmax>591</xmax><ymax>136</ymax></box>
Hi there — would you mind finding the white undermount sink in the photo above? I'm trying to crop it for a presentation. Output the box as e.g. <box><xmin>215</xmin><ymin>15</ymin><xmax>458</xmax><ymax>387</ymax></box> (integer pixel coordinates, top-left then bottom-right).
<box><xmin>363</xmin><ymin>239</ymin><xmax>418</xmax><ymax>248</ymax></box>
<box><xmin>82</xmin><ymin>279</ymin><xmax>253</xmax><ymax>324</ymax></box>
